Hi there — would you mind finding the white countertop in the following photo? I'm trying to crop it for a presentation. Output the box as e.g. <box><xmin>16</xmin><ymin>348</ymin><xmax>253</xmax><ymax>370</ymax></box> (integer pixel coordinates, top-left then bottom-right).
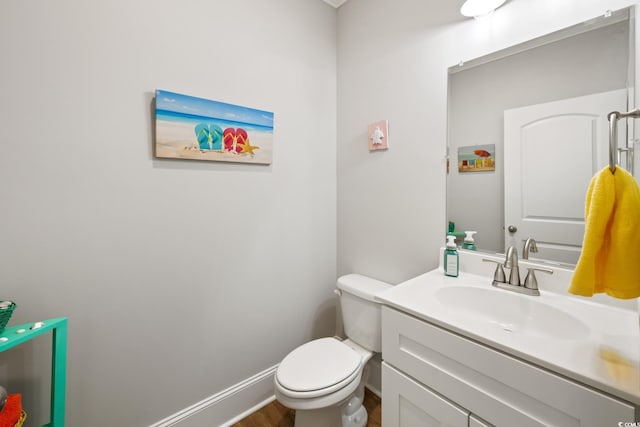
<box><xmin>377</xmin><ymin>268</ymin><xmax>640</xmax><ymax>405</ymax></box>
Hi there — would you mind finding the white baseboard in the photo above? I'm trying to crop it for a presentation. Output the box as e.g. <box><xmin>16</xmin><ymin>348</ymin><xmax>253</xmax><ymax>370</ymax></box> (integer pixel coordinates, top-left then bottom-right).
<box><xmin>149</xmin><ymin>365</ymin><xmax>278</xmax><ymax>427</ymax></box>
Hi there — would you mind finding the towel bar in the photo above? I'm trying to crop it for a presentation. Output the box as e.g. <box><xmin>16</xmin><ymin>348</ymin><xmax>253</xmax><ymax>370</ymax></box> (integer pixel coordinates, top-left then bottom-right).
<box><xmin>607</xmin><ymin>108</ymin><xmax>640</xmax><ymax>174</ymax></box>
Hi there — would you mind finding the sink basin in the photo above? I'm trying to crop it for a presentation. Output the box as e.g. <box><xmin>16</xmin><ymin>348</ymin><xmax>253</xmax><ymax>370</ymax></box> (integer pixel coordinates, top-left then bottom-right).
<box><xmin>435</xmin><ymin>286</ymin><xmax>590</xmax><ymax>339</ymax></box>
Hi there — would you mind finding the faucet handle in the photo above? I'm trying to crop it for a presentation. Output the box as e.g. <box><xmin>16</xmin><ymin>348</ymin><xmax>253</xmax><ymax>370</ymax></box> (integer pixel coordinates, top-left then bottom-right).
<box><xmin>482</xmin><ymin>258</ymin><xmax>506</xmax><ymax>283</ymax></box>
<box><xmin>523</xmin><ymin>266</ymin><xmax>553</xmax><ymax>291</ymax></box>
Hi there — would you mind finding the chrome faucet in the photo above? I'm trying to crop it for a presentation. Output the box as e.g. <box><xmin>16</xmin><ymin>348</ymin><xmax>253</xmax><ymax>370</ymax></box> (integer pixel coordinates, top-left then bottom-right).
<box><xmin>482</xmin><ymin>245</ymin><xmax>553</xmax><ymax>296</ymax></box>
<box><xmin>523</xmin><ymin>238</ymin><xmax>538</xmax><ymax>260</ymax></box>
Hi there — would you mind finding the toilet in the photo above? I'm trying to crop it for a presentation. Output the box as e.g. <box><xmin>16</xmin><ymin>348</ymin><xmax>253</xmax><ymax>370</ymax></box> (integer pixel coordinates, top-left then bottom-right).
<box><xmin>274</xmin><ymin>274</ymin><xmax>392</xmax><ymax>427</ymax></box>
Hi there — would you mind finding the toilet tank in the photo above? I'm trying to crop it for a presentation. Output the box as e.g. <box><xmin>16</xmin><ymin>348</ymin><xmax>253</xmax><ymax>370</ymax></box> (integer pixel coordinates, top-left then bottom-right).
<box><xmin>337</xmin><ymin>274</ymin><xmax>393</xmax><ymax>352</ymax></box>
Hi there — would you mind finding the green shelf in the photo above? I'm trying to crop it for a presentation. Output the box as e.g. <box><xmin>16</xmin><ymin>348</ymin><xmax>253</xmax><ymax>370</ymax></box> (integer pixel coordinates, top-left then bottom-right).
<box><xmin>0</xmin><ymin>317</ymin><xmax>68</xmax><ymax>427</ymax></box>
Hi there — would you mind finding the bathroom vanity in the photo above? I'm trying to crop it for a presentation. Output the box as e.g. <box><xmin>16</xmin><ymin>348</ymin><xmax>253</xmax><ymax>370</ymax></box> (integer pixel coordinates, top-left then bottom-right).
<box><xmin>377</xmin><ymin>251</ymin><xmax>640</xmax><ymax>426</ymax></box>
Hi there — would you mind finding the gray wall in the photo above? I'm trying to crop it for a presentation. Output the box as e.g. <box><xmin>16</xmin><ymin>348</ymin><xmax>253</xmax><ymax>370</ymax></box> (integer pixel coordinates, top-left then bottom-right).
<box><xmin>0</xmin><ymin>1</ymin><xmax>337</xmax><ymax>426</ymax></box>
<box><xmin>448</xmin><ymin>21</ymin><xmax>629</xmax><ymax>253</ymax></box>
<box><xmin>337</xmin><ymin>0</ymin><xmax>461</xmax><ymax>285</ymax></box>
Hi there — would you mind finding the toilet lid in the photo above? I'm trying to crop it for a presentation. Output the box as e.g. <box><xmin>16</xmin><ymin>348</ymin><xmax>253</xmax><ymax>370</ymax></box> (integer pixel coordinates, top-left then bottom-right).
<box><xmin>276</xmin><ymin>338</ymin><xmax>362</xmax><ymax>392</ymax></box>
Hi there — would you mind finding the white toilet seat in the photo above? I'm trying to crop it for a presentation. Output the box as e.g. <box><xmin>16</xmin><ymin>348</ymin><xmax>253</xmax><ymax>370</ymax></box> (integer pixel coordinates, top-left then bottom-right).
<box><xmin>276</xmin><ymin>337</ymin><xmax>363</xmax><ymax>399</ymax></box>
<box><xmin>275</xmin><ymin>371</ymin><xmax>362</xmax><ymax>411</ymax></box>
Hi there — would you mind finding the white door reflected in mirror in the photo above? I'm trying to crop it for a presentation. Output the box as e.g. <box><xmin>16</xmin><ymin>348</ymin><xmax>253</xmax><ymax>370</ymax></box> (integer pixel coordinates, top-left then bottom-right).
<box><xmin>503</xmin><ymin>89</ymin><xmax>627</xmax><ymax>264</ymax></box>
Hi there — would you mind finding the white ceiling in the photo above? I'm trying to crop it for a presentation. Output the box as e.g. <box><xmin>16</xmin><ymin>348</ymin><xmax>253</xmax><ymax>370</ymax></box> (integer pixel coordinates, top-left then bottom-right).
<box><xmin>323</xmin><ymin>0</ymin><xmax>349</xmax><ymax>8</ymax></box>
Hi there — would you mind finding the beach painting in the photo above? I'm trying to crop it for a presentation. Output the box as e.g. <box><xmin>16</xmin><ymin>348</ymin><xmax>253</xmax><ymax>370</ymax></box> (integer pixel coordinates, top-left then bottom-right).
<box><xmin>458</xmin><ymin>144</ymin><xmax>495</xmax><ymax>173</ymax></box>
<box><xmin>155</xmin><ymin>89</ymin><xmax>274</xmax><ymax>164</ymax></box>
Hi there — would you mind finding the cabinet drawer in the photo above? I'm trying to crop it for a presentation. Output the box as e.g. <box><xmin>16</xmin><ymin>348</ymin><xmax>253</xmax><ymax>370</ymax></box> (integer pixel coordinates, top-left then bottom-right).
<box><xmin>382</xmin><ymin>306</ymin><xmax>636</xmax><ymax>427</ymax></box>
<box><xmin>382</xmin><ymin>362</ymin><xmax>469</xmax><ymax>427</ymax></box>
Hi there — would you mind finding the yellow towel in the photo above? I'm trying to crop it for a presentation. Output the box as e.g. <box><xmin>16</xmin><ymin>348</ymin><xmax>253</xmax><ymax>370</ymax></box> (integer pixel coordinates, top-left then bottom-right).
<box><xmin>569</xmin><ymin>166</ymin><xmax>640</xmax><ymax>299</ymax></box>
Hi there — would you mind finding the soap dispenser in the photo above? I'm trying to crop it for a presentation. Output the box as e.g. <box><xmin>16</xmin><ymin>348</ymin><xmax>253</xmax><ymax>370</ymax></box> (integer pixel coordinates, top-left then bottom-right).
<box><xmin>444</xmin><ymin>235</ymin><xmax>459</xmax><ymax>277</ymax></box>
<box><xmin>462</xmin><ymin>231</ymin><xmax>477</xmax><ymax>250</ymax></box>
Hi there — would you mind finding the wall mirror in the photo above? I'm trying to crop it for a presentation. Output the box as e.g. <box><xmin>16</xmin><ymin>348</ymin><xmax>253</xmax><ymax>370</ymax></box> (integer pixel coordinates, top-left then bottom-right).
<box><xmin>446</xmin><ymin>7</ymin><xmax>636</xmax><ymax>266</ymax></box>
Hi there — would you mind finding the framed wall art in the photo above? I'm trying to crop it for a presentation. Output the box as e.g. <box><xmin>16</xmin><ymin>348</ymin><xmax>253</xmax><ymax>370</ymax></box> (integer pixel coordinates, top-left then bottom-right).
<box><xmin>458</xmin><ymin>144</ymin><xmax>495</xmax><ymax>172</ymax></box>
<box><xmin>367</xmin><ymin>120</ymin><xmax>389</xmax><ymax>151</ymax></box>
<box><xmin>155</xmin><ymin>89</ymin><xmax>274</xmax><ymax>164</ymax></box>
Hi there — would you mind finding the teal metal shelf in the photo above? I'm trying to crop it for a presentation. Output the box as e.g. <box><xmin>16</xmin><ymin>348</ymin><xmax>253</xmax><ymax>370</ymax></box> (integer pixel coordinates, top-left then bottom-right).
<box><xmin>0</xmin><ymin>317</ymin><xmax>68</xmax><ymax>427</ymax></box>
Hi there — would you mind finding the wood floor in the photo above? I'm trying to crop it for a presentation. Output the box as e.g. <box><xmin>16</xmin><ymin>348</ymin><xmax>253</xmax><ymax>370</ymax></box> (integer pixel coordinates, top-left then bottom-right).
<box><xmin>232</xmin><ymin>388</ymin><xmax>381</xmax><ymax>427</ymax></box>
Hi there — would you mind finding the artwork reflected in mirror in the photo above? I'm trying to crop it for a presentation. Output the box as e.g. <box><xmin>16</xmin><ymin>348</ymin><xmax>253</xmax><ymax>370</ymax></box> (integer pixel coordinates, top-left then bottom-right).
<box><xmin>457</xmin><ymin>144</ymin><xmax>495</xmax><ymax>173</ymax></box>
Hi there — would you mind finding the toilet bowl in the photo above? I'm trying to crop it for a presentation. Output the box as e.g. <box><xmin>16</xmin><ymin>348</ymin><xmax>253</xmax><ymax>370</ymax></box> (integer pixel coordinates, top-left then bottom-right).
<box><xmin>274</xmin><ymin>274</ymin><xmax>392</xmax><ymax>427</ymax></box>
<box><xmin>275</xmin><ymin>338</ymin><xmax>372</xmax><ymax>427</ymax></box>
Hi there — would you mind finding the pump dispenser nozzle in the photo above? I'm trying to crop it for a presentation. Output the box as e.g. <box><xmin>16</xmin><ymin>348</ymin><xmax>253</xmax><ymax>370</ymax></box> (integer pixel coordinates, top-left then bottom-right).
<box><xmin>462</xmin><ymin>231</ymin><xmax>477</xmax><ymax>250</ymax></box>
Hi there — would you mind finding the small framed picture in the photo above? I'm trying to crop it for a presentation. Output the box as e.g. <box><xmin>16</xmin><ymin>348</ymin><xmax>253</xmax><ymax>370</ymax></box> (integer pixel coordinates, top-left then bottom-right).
<box><xmin>458</xmin><ymin>144</ymin><xmax>495</xmax><ymax>172</ymax></box>
<box><xmin>368</xmin><ymin>120</ymin><xmax>389</xmax><ymax>151</ymax></box>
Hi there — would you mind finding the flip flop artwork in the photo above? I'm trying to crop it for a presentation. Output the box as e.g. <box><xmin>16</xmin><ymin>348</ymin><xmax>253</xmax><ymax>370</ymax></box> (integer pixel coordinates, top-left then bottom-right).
<box><xmin>155</xmin><ymin>89</ymin><xmax>274</xmax><ymax>164</ymax></box>
<box><xmin>196</xmin><ymin>123</ymin><xmax>223</xmax><ymax>151</ymax></box>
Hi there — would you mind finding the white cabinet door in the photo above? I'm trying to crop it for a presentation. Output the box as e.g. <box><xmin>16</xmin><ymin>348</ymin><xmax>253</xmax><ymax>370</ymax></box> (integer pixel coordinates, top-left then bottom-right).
<box><xmin>382</xmin><ymin>306</ymin><xmax>637</xmax><ymax>427</ymax></box>
<box><xmin>382</xmin><ymin>362</ymin><xmax>469</xmax><ymax>427</ymax></box>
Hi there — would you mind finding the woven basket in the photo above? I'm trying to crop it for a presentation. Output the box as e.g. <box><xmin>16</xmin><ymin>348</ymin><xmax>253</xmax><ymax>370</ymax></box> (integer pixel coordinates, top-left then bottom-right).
<box><xmin>0</xmin><ymin>301</ymin><xmax>16</xmax><ymax>334</ymax></box>
<box><xmin>14</xmin><ymin>410</ymin><xmax>26</xmax><ymax>427</ymax></box>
